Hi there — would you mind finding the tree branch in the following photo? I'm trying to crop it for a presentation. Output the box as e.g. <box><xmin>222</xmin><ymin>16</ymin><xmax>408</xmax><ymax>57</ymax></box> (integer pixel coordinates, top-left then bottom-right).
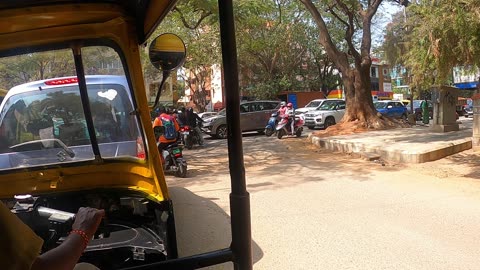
<box><xmin>174</xmin><ymin>7</ymin><xmax>212</xmax><ymax>30</ymax></box>
<box><xmin>299</xmin><ymin>0</ymin><xmax>349</xmax><ymax>71</ymax></box>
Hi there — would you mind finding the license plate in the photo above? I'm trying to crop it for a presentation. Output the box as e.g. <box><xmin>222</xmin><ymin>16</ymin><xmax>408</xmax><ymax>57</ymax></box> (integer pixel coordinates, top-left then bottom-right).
<box><xmin>182</xmin><ymin>131</ymin><xmax>189</xmax><ymax>135</ymax></box>
<box><xmin>172</xmin><ymin>148</ymin><xmax>181</xmax><ymax>154</ymax></box>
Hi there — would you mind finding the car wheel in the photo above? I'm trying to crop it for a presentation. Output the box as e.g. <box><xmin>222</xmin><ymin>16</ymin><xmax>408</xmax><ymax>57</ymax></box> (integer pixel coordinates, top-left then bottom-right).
<box><xmin>216</xmin><ymin>125</ymin><xmax>228</xmax><ymax>139</ymax></box>
<box><xmin>324</xmin><ymin>117</ymin><xmax>336</xmax><ymax>128</ymax></box>
<box><xmin>401</xmin><ymin>113</ymin><xmax>407</xmax><ymax>120</ymax></box>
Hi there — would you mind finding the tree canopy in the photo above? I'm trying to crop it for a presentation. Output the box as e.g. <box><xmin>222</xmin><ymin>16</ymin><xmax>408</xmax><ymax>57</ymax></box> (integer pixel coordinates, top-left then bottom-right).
<box><xmin>149</xmin><ymin>0</ymin><xmax>342</xmax><ymax>108</ymax></box>
<box><xmin>401</xmin><ymin>0</ymin><xmax>480</xmax><ymax>88</ymax></box>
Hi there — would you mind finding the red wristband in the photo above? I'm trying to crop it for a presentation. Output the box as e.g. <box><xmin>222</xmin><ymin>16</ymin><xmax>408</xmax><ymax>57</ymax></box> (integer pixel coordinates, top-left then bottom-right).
<box><xmin>69</xmin><ymin>229</ymin><xmax>90</xmax><ymax>249</ymax></box>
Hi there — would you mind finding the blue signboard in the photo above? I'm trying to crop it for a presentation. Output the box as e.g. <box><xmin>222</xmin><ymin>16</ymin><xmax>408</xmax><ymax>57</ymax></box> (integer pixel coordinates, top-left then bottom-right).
<box><xmin>287</xmin><ymin>93</ymin><xmax>298</xmax><ymax>109</ymax></box>
<box><xmin>454</xmin><ymin>81</ymin><xmax>478</xmax><ymax>90</ymax></box>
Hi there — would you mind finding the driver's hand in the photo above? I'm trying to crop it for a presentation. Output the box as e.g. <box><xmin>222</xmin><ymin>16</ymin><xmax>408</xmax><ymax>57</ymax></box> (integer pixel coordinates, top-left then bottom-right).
<box><xmin>72</xmin><ymin>207</ymin><xmax>105</xmax><ymax>238</ymax></box>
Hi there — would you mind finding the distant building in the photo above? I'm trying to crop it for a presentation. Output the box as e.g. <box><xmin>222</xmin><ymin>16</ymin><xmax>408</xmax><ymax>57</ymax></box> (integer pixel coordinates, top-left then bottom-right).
<box><xmin>370</xmin><ymin>57</ymin><xmax>393</xmax><ymax>100</ymax></box>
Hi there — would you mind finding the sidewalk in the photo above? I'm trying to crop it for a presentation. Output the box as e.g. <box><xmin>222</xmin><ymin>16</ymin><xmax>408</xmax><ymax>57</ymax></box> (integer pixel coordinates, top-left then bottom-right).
<box><xmin>308</xmin><ymin>118</ymin><xmax>473</xmax><ymax>163</ymax></box>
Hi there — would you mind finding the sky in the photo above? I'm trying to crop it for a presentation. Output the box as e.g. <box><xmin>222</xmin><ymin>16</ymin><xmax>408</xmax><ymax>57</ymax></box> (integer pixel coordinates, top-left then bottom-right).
<box><xmin>372</xmin><ymin>2</ymin><xmax>403</xmax><ymax>48</ymax></box>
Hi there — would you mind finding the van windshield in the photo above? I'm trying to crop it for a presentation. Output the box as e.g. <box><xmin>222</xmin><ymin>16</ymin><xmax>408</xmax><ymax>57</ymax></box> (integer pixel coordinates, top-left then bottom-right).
<box><xmin>0</xmin><ymin>47</ymin><xmax>143</xmax><ymax>170</ymax></box>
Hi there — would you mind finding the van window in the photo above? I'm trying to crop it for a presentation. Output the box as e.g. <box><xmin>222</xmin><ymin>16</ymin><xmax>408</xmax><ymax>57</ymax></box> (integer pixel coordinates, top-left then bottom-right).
<box><xmin>240</xmin><ymin>103</ymin><xmax>250</xmax><ymax>113</ymax></box>
<box><xmin>0</xmin><ymin>46</ymin><xmax>143</xmax><ymax>170</ymax></box>
<box><xmin>261</xmin><ymin>102</ymin><xmax>279</xmax><ymax>110</ymax></box>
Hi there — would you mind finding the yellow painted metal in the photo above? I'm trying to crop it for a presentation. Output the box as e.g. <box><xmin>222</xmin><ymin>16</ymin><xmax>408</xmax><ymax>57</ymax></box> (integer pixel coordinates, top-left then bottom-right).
<box><xmin>0</xmin><ymin>3</ymin><xmax>173</xmax><ymax>200</ymax></box>
<box><xmin>143</xmin><ymin>1</ymin><xmax>176</xmax><ymax>43</ymax></box>
<box><xmin>151</xmin><ymin>33</ymin><xmax>186</xmax><ymax>53</ymax></box>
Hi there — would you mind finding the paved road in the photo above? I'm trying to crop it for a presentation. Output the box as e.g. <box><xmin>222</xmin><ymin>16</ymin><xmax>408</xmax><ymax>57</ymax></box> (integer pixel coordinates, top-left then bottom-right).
<box><xmin>166</xmin><ymin>131</ymin><xmax>480</xmax><ymax>270</ymax></box>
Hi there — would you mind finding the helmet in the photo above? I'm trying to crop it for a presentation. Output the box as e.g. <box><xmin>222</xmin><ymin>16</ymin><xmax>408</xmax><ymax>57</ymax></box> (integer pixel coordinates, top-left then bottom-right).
<box><xmin>158</xmin><ymin>106</ymin><xmax>167</xmax><ymax>114</ymax></box>
<box><xmin>287</xmin><ymin>103</ymin><xmax>293</xmax><ymax>108</ymax></box>
<box><xmin>280</xmin><ymin>101</ymin><xmax>286</xmax><ymax>107</ymax></box>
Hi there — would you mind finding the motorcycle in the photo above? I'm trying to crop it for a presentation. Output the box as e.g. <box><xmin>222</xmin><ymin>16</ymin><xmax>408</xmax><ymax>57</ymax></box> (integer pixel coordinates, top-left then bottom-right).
<box><xmin>275</xmin><ymin>114</ymin><xmax>304</xmax><ymax>139</ymax></box>
<box><xmin>180</xmin><ymin>125</ymin><xmax>204</xmax><ymax>150</ymax></box>
<box><xmin>265</xmin><ymin>112</ymin><xmax>279</xmax><ymax>137</ymax></box>
<box><xmin>160</xmin><ymin>143</ymin><xmax>188</xmax><ymax>178</ymax></box>
<box><xmin>154</xmin><ymin>126</ymin><xmax>188</xmax><ymax>177</ymax></box>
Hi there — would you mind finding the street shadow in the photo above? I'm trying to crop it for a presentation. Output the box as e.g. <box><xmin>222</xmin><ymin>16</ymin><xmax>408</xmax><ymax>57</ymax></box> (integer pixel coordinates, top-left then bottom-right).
<box><xmin>169</xmin><ymin>187</ymin><xmax>264</xmax><ymax>269</ymax></box>
<box><xmin>171</xmin><ymin>134</ymin><xmax>402</xmax><ymax>191</ymax></box>
<box><xmin>441</xmin><ymin>150</ymin><xmax>480</xmax><ymax>179</ymax></box>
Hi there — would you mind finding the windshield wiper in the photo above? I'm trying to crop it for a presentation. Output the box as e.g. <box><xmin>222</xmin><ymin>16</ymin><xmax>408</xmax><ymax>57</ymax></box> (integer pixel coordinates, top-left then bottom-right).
<box><xmin>10</xmin><ymin>139</ymin><xmax>75</xmax><ymax>158</ymax></box>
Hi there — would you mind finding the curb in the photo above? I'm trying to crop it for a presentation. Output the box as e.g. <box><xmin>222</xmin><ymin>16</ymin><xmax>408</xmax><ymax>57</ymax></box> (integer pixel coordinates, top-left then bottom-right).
<box><xmin>308</xmin><ymin>133</ymin><xmax>472</xmax><ymax>163</ymax></box>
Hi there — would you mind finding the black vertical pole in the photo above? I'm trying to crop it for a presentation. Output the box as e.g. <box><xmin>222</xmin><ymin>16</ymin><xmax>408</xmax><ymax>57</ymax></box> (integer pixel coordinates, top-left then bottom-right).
<box><xmin>217</xmin><ymin>1</ymin><xmax>253</xmax><ymax>270</ymax></box>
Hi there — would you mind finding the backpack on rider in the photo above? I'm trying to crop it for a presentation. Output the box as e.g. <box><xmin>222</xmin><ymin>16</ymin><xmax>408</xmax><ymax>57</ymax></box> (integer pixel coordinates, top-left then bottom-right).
<box><xmin>160</xmin><ymin>115</ymin><xmax>178</xmax><ymax>140</ymax></box>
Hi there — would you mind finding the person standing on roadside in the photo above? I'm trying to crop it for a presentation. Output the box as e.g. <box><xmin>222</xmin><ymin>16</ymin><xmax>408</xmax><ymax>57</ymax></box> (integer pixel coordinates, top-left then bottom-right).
<box><xmin>421</xmin><ymin>97</ymin><xmax>430</xmax><ymax>125</ymax></box>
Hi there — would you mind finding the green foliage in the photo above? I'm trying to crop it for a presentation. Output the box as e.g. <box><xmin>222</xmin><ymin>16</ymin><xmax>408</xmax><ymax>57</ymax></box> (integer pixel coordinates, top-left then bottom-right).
<box><xmin>0</xmin><ymin>49</ymin><xmax>75</xmax><ymax>89</ymax></box>
<box><xmin>403</xmin><ymin>0</ymin><xmax>480</xmax><ymax>88</ymax></box>
<box><xmin>144</xmin><ymin>0</ymin><xmax>341</xmax><ymax>103</ymax></box>
<box><xmin>236</xmin><ymin>0</ymin><xmax>341</xmax><ymax>97</ymax></box>
<box><xmin>144</xmin><ymin>0</ymin><xmax>220</xmax><ymax>110</ymax></box>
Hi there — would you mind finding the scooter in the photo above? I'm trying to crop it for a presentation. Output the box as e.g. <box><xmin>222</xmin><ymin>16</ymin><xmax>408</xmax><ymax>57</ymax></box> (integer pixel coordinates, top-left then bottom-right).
<box><xmin>275</xmin><ymin>114</ymin><xmax>304</xmax><ymax>139</ymax></box>
<box><xmin>180</xmin><ymin>125</ymin><xmax>204</xmax><ymax>149</ymax></box>
<box><xmin>265</xmin><ymin>112</ymin><xmax>279</xmax><ymax>137</ymax></box>
<box><xmin>160</xmin><ymin>143</ymin><xmax>187</xmax><ymax>178</ymax></box>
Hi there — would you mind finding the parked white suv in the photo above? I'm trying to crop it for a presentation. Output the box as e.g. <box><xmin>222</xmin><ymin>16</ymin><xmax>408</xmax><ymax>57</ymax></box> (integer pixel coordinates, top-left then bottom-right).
<box><xmin>303</xmin><ymin>99</ymin><xmax>346</xmax><ymax>129</ymax></box>
<box><xmin>295</xmin><ymin>99</ymin><xmax>326</xmax><ymax>116</ymax></box>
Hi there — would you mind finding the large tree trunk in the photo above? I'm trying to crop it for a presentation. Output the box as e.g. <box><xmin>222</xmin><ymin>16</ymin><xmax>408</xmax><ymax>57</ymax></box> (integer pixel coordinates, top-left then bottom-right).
<box><xmin>299</xmin><ymin>0</ymin><xmax>405</xmax><ymax>130</ymax></box>
<box><xmin>341</xmin><ymin>65</ymin><xmax>397</xmax><ymax>129</ymax></box>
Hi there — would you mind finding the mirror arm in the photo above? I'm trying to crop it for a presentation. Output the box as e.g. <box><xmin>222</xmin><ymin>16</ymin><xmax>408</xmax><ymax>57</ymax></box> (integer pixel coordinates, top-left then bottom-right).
<box><xmin>153</xmin><ymin>70</ymin><xmax>171</xmax><ymax>109</ymax></box>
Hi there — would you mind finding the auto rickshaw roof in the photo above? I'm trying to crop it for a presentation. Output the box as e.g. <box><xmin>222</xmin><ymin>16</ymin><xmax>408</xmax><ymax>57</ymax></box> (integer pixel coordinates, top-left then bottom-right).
<box><xmin>0</xmin><ymin>0</ymin><xmax>179</xmax><ymax>44</ymax></box>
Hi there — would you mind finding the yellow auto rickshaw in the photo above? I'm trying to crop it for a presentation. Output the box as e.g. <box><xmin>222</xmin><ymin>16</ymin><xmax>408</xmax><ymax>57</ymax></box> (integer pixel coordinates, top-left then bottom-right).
<box><xmin>0</xmin><ymin>1</ymin><xmax>251</xmax><ymax>269</ymax></box>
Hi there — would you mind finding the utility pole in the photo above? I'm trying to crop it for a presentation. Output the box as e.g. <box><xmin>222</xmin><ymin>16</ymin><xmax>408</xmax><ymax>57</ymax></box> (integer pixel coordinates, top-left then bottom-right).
<box><xmin>473</xmin><ymin>77</ymin><xmax>480</xmax><ymax>150</ymax></box>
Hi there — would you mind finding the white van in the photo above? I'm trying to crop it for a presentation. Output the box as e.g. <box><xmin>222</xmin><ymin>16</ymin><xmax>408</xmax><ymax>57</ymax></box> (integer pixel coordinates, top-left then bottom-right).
<box><xmin>0</xmin><ymin>75</ymin><xmax>143</xmax><ymax>170</ymax></box>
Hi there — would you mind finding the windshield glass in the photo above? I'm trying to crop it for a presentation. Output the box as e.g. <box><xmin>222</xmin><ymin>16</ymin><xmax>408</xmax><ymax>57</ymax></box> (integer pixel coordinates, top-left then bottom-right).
<box><xmin>413</xmin><ymin>100</ymin><xmax>423</xmax><ymax>108</ymax></box>
<box><xmin>317</xmin><ymin>100</ymin><xmax>338</xmax><ymax>110</ymax></box>
<box><xmin>0</xmin><ymin>46</ymin><xmax>143</xmax><ymax>171</ymax></box>
<box><xmin>306</xmin><ymin>100</ymin><xmax>322</xmax><ymax>107</ymax></box>
<box><xmin>374</xmin><ymin>102</ymin><xmax>387</xmax><ymax>109</ymax></box>
<box><xmin>218</xmin><ymin>108</ymin><xmax>226</xmax><ymax>116</ymax></box>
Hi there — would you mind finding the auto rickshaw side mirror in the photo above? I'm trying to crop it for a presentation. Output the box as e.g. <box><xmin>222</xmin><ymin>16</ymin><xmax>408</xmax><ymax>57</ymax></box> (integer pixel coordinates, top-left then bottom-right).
<box><xmin>148</xmin><ymin>33</ymin><xmax>186</xmax><ymax>109</ymax></box>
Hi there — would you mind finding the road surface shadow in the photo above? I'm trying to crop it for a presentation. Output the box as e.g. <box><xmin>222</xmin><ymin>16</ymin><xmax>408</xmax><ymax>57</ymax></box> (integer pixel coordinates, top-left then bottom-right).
<box><xmin>172</xmin><ymin>134</ymin><xmax>404</xmax><ymax>191</ymax></box>
<box><xmin>169</xmin><ymin>187</ymin><xmax>263</xmax><ymax>269</ymax></box>
<box><xmin>428</xmin><ymin>149</ymin><xmax>480</xmax><ymax>179</ymax></box>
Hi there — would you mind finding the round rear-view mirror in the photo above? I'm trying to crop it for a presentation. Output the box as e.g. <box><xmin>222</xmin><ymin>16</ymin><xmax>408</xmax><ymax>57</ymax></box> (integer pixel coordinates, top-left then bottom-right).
<box><xmin>149</xmin><ymin>33</ymin><xmax>186</xmax><ymax>71</ymax></box>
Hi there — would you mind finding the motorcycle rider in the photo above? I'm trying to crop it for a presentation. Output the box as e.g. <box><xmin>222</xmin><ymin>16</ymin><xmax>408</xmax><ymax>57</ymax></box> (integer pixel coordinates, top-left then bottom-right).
<box><xmin>278</xmin><ymin>101</ymin><xmax>287</xmax><ymax>118</ymax></box>
<box><xmin>185</xmin><ymin>107</ymin><xmax>204</xmax><ymax>145</ymax></box>
<box><xmin>177</xmin><ymin>107</ymin><xmax>187</xmax><ymax>127</ymax></box>
<box><xmin>286</xmin><ymin>102</ymin><xmax>295</xmax><ymax>135</ymax></box>
<box><xmin>153</xmin><ymin>106</ymin><xmax>180</xmax><ymax>153</ymax></box>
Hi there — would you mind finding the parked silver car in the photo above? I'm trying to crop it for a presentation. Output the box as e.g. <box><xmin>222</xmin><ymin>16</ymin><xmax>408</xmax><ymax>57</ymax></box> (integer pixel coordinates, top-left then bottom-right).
<box><xmin>202</xmin><ymin>100</ymin><xmax>280</xmax><ymax>138</ymax></box>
